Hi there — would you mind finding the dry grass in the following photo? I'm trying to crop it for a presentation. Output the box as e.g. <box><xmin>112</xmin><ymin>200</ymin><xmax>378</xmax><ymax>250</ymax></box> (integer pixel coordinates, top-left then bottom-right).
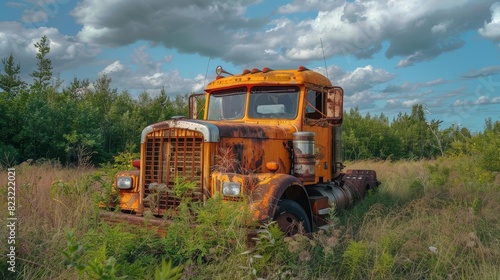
<box><xmin>0</xmin><ymin>158</ymin><xmax>498</xmax><ymax>279</ymax></box>
<box><xmin>0</xmin><ymin>163</ymin><xmax>99</xmax><ymax>279</ymax></box>
<box><xmin>345</xmin><ymin>159</ymin><xmax>500</xmax><ymax>279</ymax></box>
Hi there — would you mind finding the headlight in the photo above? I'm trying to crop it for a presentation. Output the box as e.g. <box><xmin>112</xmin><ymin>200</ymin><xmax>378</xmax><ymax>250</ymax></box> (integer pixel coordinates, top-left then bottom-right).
<box><xmin>222</xmin><ymin>182</ymin><xmax>241</xmax><ymax>196</ymax></box>
<box><xmin>116</xmin><ymin>176</ymin><xmax>133</xmax><ymax>189</ymax></box>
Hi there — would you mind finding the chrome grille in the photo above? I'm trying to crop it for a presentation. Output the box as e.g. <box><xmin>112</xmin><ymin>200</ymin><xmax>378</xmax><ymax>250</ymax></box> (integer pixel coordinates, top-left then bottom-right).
<box><xmin>143</xmin><ymin>128</ymin><xmax>203</xmax><ymax>215</ymax></box>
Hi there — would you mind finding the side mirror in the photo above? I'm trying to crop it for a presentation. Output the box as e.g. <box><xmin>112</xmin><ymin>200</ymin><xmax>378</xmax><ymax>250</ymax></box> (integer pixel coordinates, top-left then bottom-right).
<box><xmin>188</xmin><ymin>93</ymin><xmax>206</xmax><ymax>119</ymax></box>
<box><xmin>325</xmin><ymin>87</ymin><xmax>343</xmax><ymax>125</ymax></box>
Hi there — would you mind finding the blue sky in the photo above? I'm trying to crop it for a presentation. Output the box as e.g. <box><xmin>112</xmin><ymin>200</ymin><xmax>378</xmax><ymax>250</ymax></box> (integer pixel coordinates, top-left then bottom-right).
<box><xmin>1</xmin><ymin>0</ymin><xmax>500</xmax><ymax>132</ymax></box>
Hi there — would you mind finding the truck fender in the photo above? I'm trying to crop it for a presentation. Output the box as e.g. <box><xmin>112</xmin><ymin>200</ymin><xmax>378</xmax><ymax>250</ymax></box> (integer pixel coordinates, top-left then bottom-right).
<box><xmin>250</xmin><ymin>173</ymin><xmax>312</xmax><ymax>226</ymax></box>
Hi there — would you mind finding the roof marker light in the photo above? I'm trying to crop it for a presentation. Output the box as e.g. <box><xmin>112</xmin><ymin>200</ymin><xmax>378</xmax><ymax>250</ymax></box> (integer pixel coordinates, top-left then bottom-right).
<box><xmin>251</xmin><ymin>68</ymin><xmax>261</xmax><ymax>74</ymax></box>
<box><xmin>298</xmin><ymin>66</ymin><xmax>309</xmax><ymax>71</ymax></box>
<box><xmin>262</xmin><ymin>67</ymin><xmax>272</xmax><ymax>73</ymax></box>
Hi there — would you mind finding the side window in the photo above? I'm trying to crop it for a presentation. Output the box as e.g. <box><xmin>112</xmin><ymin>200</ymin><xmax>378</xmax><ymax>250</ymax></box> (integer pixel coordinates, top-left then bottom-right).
<box><xmin>305</xmin><ymin>90</ymin><xmax>323</xmax><ymax>119</ymax></box>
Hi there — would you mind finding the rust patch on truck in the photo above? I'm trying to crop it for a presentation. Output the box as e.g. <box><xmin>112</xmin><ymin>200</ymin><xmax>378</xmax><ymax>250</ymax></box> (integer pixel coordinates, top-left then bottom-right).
<box><xmin>250</xmin><ymin>173</ymin><xmax>306</xmax><ymax>221</ymax></box>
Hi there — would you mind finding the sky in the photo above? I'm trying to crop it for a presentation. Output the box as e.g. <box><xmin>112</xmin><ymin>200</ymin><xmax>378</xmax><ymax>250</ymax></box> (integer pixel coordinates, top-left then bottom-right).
<box><xmin>1</xmin><ymin>0</ymin><xmax>500</xmax><ymax>132</ymax></box>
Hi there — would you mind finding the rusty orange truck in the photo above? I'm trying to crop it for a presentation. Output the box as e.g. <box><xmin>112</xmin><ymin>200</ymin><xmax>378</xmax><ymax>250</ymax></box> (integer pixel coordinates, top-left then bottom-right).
<box><xmin>101</xmin><ymin>65</ymin><xmax>379</xmax><ymax>235</ymax></box>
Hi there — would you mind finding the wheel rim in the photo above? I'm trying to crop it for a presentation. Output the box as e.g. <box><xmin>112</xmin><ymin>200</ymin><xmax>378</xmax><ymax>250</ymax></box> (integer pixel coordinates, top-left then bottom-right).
<box><xmin>275</xmin><ymin>212</ymin><xmax>301</xmax><ymax>235</ymax></box>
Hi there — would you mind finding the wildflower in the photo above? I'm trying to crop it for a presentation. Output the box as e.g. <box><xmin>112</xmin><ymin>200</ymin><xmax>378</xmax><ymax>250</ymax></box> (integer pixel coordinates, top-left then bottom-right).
<box><xmin>327</xmin><ymin>236</ymin><xmax>339</xmax><ymax>247</ymax></box>
<box><xmin>298</xmin><ymin>251</ymin><xmax>311</xmax><ymax>262</ymax></box>
<box><xmin>309</xmin><ymin>239</ymin><xmax>317</xmax><ymax>247</ymax></box>
<box><xmin>428</xmin><ymin>246</ymin><xmax>438</xmax><ymax>254</ymax></box>
<box><xmin>287</xmin><ymin>240</ymin><xmax>300</xmax><ymax>253</ymax></box>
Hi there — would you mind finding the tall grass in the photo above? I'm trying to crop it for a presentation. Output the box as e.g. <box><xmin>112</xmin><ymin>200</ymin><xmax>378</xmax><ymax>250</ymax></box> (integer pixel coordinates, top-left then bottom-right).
<box><xmin>1</xmin><ymin>155</ymin><xmax>499</xmax><ymax>279</ymax></box>
<box><xmin>0</xmin><ymin>163</ymin><xmax>100</xmax><ymax>279</ymax></box>
<box><xmin>342</xmin><ymin>159</ymin><xmax>500</xmax><ymax>279</ymax></box>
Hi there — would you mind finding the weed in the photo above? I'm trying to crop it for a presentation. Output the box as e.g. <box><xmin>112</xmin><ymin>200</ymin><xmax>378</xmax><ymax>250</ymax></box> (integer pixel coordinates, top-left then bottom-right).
<box><xmin>173</xmin><ymin>176</ymin><xmax>198</xmax><ymax>198</ymax></box>
<box><xmin>213</xmin><ymin>147</ymin><xmax>239</xmax><ymax>173</ymax></box>
<box><xmin>154</xmin><ymin>258</ymin><xmax>184</xmax><ymax>280</ymax></box>
<box><xmin>112</xmin><ymin>151</ymin><xmax>140</xmax><ymax>170</ymax></box>
<box><xmin>87</xmin><ymin>256</ymin><xmax>124</xmax><ymax>280</ymax></box>
<box><xmin>426</xmin><ymin>162</ymin><xmax>450</xmax><ymax>189</ymax></box>
<box><xmin>243</xmin><ymin>222</ymin><xmax>292</xmax><ymax>279</ymax></box>
<box><xmin>62</xmin><ymin>230</ymin><xmax>86</xmax><ymax>276</ymax></box>
<box><xmin>342</xmin><ymin>240</ymin><xmax>370</xmax><ymax>280</ymax></box>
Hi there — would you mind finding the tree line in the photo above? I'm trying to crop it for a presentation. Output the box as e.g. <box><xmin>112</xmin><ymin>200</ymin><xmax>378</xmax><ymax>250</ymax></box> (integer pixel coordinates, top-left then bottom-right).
<box><xmin>0</xmin><ymin>36</ymin><xmax>188</xmax><ymax>166</ymax></box>
<box><xmin>342</xmin><ymin>104</ymin><xmax>499</xmax><ymax>170</ymax></box>
<box><xmin>1</xmin><ymin>36</ymin><xmax>499</xmax><ymax>167</ymax></box>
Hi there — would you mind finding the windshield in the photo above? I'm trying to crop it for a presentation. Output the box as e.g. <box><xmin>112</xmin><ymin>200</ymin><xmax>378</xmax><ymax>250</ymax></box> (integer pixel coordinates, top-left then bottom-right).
<box><xmin>248</xmin><ymin>86</ymin><xmax>299</xmax><ymax>119</ymax></box>
<box><xmin>207</xmin><ymin>87</ymin><xmax>246</xmax><ymax>120</ymax></box>
<box><xmin>206</xmin><ymin>86</ymin><xmax>300</xmax><ymax>120</ymax></box>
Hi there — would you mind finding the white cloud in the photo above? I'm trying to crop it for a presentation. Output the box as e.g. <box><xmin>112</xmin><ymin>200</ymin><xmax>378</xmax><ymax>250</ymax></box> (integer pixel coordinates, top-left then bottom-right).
<box><xmin>192</xmin><ymin>74</ymin><xmax>207</xmax><ymax>93</ymax></box>
<box><xmin>453</xmin><ymin>94</ymin><xmax>500</xmax><ymax>107</ymax></box>
<box><xmin>344</xmin><ymin>91</ymin><xmax>379</xmax><ymax>109</ymax></box>
<box><xmin>475</xmin><ymin>95</ymin><xmax>500</xmax><ymax>105</ymax></box>
<box><xmin>425</xmin><ymin>78</ymin><xmax>446</xmax><ymax>86</ymax></box>
<box><xmin>99</xmin><ymin>61</ymin><xmax>125</xmax><ymax>76</ymax></box>
<box><xmin>479</xmin><ymin>2</ymin><xmax>500</xmax><ymax>42</ymax></box>
<box><xmin>139</xmin><ymin>73</ymin><xmax>166</xmax><ymax>88</ymax></box>
<box><xmin>463</xmin><ymin>65</ymin><xmax>500</xmax><ymax>78</ymax></box>
<box><xmin>431</xmin><ymin>21</ymin><xmax>452</xmax><ymax>34</ymax></box>
<box><xmin>95</xmin><ymin>45</ymin><xmax>199</xmax><ymax>95</ymax></box>
<box><xmin>66</xmin><ymin>0</ymin><xmax>497</xmax><ymax>68</ymax></box>
<box><xmin>265</xmin><ymin>18</ymin><xmax>292</xmax><ymax>33</ymax></box>
<box><xmin>338</xmin><ymin>65</ymin><xmax>394</xmax><ymax>93</ymax></box>
<box><xmin>11</xmin><ymin>0</ymin><xmax>71</xmax><ymax>25</ymax></box>
<box><xmin>383</xmin><ymin>78</ymin><xmax>447</xmax><ymax>93</ymax></box>
<box><xmin>0</xmin><ymin>0</ymin><xmax>497</xmax><ymax>110</ymax></box>
<box><xmin>277</xmin><ymin>0</ymin><xmax>343</xmax><ymax>14</ymax></box>
<box><xmin>71</xmin><ymin>0</ymin><xmax>261</xmax><ymax>57</ymax></box>
<box><xmin>385</xmin><ymin>99</ymin><xmax>401</xmax><ymax>109</ymax></box>
<box><xmin>453</xmin><ymin>99</ymin><xmax>469</xmax><ymax>107</ymax></box>
<box><xmin>402</xmin><ymin>99</ymin><xmax>421</xmax><ymax>107</ymax></box>
<box><xmin>384</xmin><ymin>98</ymin><xmax>421</xmax><ymax>109</ymax></box>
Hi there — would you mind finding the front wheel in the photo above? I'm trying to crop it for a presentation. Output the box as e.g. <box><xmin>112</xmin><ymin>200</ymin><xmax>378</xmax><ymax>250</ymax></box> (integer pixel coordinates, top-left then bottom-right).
<box><xmin>274</xmin><ymin>199</ymin><xmax>311</xmax><ymax>235</ymax></box>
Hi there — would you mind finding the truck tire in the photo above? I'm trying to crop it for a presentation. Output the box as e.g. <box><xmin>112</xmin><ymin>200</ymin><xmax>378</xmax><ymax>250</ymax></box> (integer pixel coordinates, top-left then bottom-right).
<box><xmin>274</xmin><ymin>199</ymin><xmax>311</xmax><ymax>235</ymax></box>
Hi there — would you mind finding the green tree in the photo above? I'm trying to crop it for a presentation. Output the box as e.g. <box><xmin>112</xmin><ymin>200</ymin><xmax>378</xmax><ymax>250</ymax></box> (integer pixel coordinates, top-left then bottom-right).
<box><xmin>76</xmin><ymin>75</ymin><xmax>119</xmax><ymax>162</ymax></box>
<box><xmin>134</xmin><ymin>87</ymin><xmax>176</xmax><ymax>127</ymax></box>
<box><xmin>15</xmin><ymin>36</ymin><xmax>66</xmax><ymax>161</ymax></box>
<box><xmin>391</xmin><ymin>104</ymin><xmax>440</xmax><ymax>159</ymax></box>
<box><xmin>30</xmin><ymin>35</ymin><xmax>53</xmax><ymax>91</ymax></box>
<box><xmin>342</xmin><ymin>108</ymin><xmax>402</xmax><ymax>160</ymax></box>
<box><xmin>0</xmin><ymin>54</ymin><xmax>26</xmax><ymax>164</ymax></box>
<box><xmin>16</xmin><ymin>87</ymin><xmax>75</xmax><ymax>161</ymax></box>
<box><xmin>169</xmin><ymin>93</ymin><xmax>189</xmax><ymax>118</ymax></box>
<box><xmin>105</xmin><ymin>90</ymin><xmax>137</xmax><ymax>153</ymax></box>
<box><xmin>343</xmin><ymin>108</ymin><xmax>370</xmax><ymax>160</ymax></box>
<box><xmin>474</xmin><ymin>119</ymin><xmax>500</xmax><ymax>172</ymax></box>
<box><xmin>55</xmin><ymin>78</ymin><xmax>105</xmax><ymax>165</ymax></box>
<box><xmin>0</xmin><ymin>53</ymin><xmax>25</xmax><ymax>96</ymax></box>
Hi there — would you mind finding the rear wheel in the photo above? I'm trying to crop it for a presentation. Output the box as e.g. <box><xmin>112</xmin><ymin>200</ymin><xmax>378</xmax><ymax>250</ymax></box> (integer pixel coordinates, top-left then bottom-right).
<box><xmin>274</xmin><ymin>199</ymin><xmax>311</xmax><ymax>235</ymax></box>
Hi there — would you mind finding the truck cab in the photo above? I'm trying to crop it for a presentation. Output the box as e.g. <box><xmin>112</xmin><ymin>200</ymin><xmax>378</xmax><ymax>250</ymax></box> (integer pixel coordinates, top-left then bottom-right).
<box><xmin>105</xmin><ymin>66</ymin><xmax>379</xmax><ymax>234</ymax></box>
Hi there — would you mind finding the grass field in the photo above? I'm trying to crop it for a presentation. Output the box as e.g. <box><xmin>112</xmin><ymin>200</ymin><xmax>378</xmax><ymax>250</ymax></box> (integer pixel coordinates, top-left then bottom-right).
<box><xmin>1</xmin><ymin>156</ymin><xmax>499</xmax><ymax>279</ymax></box>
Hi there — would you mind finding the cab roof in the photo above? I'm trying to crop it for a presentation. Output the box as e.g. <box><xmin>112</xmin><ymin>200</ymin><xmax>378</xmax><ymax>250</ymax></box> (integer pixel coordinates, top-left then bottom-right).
<box><xmin>204</xmin><ymin>66</ymin><xmax>332</xmax><ymax>91</ymax></box>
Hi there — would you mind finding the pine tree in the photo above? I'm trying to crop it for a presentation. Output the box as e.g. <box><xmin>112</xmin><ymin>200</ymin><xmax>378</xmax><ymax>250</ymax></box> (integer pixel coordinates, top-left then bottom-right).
<box><xmin>0</xmin><ymin>53</ymin><xmax>24</xmax><ymax>96</ymax></box>
<box><xmin>30</xmin><ymin>35</ymin><xmax>53</xmax><ymax>90</ymax></box>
